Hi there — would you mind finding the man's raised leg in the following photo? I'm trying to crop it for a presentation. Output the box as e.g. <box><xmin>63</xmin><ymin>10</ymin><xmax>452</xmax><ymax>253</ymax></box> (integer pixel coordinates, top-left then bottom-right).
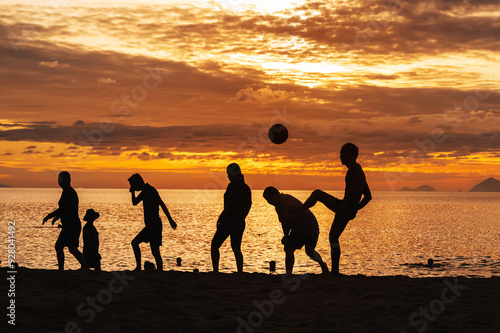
<box><xmin>304</xmin><ymin>189</ymin><xmax>341</xmax><ymax>212</ymax></box>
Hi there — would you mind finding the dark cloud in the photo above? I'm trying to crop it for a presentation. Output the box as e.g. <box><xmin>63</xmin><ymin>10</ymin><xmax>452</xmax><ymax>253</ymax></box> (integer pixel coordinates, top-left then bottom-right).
<box><xmin>137</xmin><ymin>152</ymin><xmax>151</xmax><ymax>161</ymax></box>
<box><xmin>408</xmin><ymin>116</ymin><xmax>423</xmax><ymax>124</ymax></box>
<box><xmin>1</xmin><ymin>118</ymin><xmax>499</xmax><ymax>168</ymax></box>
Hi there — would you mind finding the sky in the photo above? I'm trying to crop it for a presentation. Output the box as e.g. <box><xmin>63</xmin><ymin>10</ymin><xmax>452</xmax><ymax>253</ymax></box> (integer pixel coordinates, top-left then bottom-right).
<box><xmin>0</xmin><ymin>0</ymin><xmax>499</xmax><ymax>191</ymax></box>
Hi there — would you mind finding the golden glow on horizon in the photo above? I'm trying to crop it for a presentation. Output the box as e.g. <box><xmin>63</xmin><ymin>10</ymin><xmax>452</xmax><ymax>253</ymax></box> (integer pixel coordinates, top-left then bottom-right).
<box><xmin>1</xmin><ymin>140</ymin><xmax>498</xmax><ymax>190</ymax></box>
<box><xmin>0</xmin><ymin>141</ymin><xmax>343</xmax><ymax>177</ymax></box>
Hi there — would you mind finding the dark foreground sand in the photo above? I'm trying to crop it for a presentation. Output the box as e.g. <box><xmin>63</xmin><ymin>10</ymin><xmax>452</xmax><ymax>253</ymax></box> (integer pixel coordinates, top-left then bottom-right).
<box><xmin>4</xmin><ymin>267</ymin><xmax>500</xmax><ymax>333</ymax></box>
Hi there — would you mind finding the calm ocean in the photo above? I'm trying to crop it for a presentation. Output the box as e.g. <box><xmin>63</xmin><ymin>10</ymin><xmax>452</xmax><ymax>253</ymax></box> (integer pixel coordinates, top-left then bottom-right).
<box><xmin>1</xmin><ymin>188</ymin><xmax>499</xmax><ymax>277</ymax></box>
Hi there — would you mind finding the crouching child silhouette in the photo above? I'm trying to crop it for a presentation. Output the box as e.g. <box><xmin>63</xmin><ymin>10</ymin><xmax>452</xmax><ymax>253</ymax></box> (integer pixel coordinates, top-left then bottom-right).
<box><xmin>128</xmin><ymin>173</ymin><xmax>177</xmax><ymax>271</ymax></box>
<box><xmin>263</xmin><ymin>186</ymin><xmax>329</xmax><ymax>275</ymax></box>
<box><xmin>83</xmin><ymin>209</ymin><xmax>102</xmax><ymax>271</ymax></box>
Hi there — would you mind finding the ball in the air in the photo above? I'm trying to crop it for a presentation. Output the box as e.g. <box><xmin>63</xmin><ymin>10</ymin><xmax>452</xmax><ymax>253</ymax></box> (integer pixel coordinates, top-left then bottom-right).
<box><xmin>268</xmin><ymin>124</ymin><xmax>288</xmax><ymax>144</ymax></box>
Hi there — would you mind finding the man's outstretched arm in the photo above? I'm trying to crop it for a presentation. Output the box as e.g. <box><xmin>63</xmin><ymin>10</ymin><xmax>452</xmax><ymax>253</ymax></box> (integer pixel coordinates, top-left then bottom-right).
<box><xmin>43</xmin><ymin>208</ymin><xmax>60</xmax><ymax>225</ymax></box>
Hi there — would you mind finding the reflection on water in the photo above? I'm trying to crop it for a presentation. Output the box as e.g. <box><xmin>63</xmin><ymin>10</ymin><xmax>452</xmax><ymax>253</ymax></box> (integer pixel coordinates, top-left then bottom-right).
<box><xmin>1</xmin><ymin>189</ymin><xmax>499</xmax><ymax>277</ymax></box>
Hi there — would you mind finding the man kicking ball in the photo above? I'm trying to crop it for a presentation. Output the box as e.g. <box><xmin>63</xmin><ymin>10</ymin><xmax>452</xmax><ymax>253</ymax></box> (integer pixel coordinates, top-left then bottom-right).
<box><xmin>263</xmin><ymin>186</ymin><xmax>329</xmax><ymax>275</ymax></box>
<box><xmin>303</xmin><ymin>142</ymin><xmax>372</xmax><ymax>275</ymax></box>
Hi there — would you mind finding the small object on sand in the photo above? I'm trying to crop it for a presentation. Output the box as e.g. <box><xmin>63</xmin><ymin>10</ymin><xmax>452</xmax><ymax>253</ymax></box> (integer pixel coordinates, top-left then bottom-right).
<box><xmin>144</xmin><ymin>261</ymin><xmax>156</xmax><ymax>270</ymax></box>
<box><xmin>176</xmin><ymin>257</ymin><xmax>182</xmax><ymax>267</ymax></box>
<box><xmin>193</xmin><ymin>268</ymin><xmax>199</xmax><ymax>273</ymax></box>
<box><xmin>57</xmin><ymin>224</ymin><xmax>62</xmax><ymax>228</ymax></box>
<box><xmin>427</xmin><ymin>258</ymin><xmax>434</xmax><ymax>267</ymax></box>
<box><xmin>269</xmin><ymin>261</ymin><xmax>276</xmax><ymax>272</ymax></box>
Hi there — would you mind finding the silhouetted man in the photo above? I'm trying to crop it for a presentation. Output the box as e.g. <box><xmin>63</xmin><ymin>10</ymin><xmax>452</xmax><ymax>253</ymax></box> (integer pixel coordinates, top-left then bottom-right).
<box><xmin>264</xmin><ymin>186</ymin><xmax>329</xmax><ymax>275</ymax></box>
<box><xmin>128</xmin><ymin>173</ymin><xmax>177</xmax><ymax>271</ymax></box>
<box><xmin>211</xmin><ymin>163</ymin><xmax>252</xmax><ymax>273</ymax></box>
<box><xmin>303</xmin><ymin>143</ymin><xmax>371</xmax><ymax>275</ymax></box>
<box><xmin>43</xmin><ymin>171</ymin><xmax>88</xmax><ymax>270</ymax></box>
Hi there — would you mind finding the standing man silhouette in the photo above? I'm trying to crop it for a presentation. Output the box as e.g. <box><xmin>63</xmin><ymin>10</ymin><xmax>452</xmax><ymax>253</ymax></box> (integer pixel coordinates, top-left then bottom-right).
<box><xmin>128</xmin><ymin>173</ymin><xmax>177</xmax><ymax>271</ymax></box>
<box><xmin>211</xmin><ymin>163</ymin><xmax>252</xmax><ymax>273</ymax></box>
<box><xmin>303</xmin><ymin>143</ymin><xmax>371</xmax><ymax>275</ymax></box>
<box><xmin>43</xmin><ymin>171</ymin><xmax>87</xmax><ymax>270</ymax></box>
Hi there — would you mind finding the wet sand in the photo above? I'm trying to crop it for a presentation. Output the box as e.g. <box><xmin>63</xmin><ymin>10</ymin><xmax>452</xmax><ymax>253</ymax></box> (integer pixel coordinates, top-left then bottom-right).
<box><xmin>5</xmin><ymin>267</ymin><xmax>500</xmax><ymax>332</ymax></box>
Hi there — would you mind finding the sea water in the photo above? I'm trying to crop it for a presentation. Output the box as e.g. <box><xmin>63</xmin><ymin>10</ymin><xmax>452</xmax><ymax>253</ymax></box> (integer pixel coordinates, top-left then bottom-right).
<box><xmin>1</xmin><ymin>188</ymin><xmax>499</xmax><ymax>277</ymax></box>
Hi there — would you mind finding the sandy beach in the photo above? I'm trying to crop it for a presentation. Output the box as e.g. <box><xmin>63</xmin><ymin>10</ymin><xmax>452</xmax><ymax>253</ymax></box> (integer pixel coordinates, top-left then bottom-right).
<box><xmin>5</xmin><ymin>267</ymin><xmax>500</xmax><ymax>333</ymax></box>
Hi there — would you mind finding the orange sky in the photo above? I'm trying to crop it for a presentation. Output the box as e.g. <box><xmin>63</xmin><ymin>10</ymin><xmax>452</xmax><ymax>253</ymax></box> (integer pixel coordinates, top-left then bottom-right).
<box><xmin>0</xmin><ymin>0</ymin><xmax>499</xmax><ymax>191</ymax></box>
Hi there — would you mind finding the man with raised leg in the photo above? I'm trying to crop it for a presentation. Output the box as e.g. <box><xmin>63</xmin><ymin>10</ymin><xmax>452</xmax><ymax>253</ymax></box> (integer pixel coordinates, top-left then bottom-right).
<box><xmin>303</xmin><ymin>143</ymin><xmax>371</xmax><ymax>275</ymax></box>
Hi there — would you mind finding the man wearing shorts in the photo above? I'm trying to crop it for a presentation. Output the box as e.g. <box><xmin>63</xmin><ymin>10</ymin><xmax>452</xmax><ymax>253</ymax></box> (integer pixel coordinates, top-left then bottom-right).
<box><xmin>128</xmin><ymin>173</ymin><xmax>177</xmax><ymax>271</ymax></box>
<box><xmin>43</xmin><ymin>171</ymin><xmax>88</xmax><ymax>270</ymax></box>
<box><xmin>263</xmin><ymin>186</ymin><xmax>329</xmax><ymax>275</ymax></box>
<box><xmin>303</xmin><ymin>142</ymin><xmax>372</xmax><ymax>275</ymax></box>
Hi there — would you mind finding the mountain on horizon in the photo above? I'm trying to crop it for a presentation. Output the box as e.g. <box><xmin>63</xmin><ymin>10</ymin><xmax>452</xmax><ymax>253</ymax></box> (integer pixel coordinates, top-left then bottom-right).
<box><xmin>399</xmin><ymin>185</ymin><xmax>436</xmax><ymax>192</ymax></box>
<box><xmin>469</xmin><ymin>178</ymin><xmax>500</xmax><ymax>192</ymax></box>
<box><xmin>0</xmin><ymin>183</ymin><xmax>13</xmax><ymax>188</ymax></box>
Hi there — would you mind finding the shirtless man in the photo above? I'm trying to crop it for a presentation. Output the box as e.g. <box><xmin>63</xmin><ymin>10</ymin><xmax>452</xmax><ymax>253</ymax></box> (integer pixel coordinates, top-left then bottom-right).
<box><xmin>303</xmin><ymin>142</ymin><xmax>372</xmax><ymax>275</ymax></box>
<box><xmin>128</xmin><ymin>173</ymin><xmax>177</xmax><ymax>271</ymax></box>
<box><xmin>264</xmin><ymin>186</ymin><xmax>329</xmax><ymax>275</ymax></box>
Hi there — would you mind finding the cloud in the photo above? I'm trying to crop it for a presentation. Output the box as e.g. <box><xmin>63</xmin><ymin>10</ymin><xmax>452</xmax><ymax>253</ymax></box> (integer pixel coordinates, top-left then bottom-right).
<box><xmin>348</xmin><ymin>108</ymin><xmax>380</xmax><ymax>115</ymax></box>
<box><xmin>229</xmin><ymin>87</ymin><xmax>293</xmax><ymax>104</ymax></box>
<box><xmin>38</xmin><ymin>60</ymin><xmax>69</xmax><ymax>68</ymax></box>
<box><xmin>97</xmin><ymin>78</ymin><xmax>117</xmax><ymax>84</ymax></box>
<box><xmin>138</xmin><ymin>152</ymin><xmax>151</xmax><ymax>161</ymax></box>
<box><xmin>408</xmin><ymin>116</ymin><xmax>423</xmax><ymax>124</ymax></box>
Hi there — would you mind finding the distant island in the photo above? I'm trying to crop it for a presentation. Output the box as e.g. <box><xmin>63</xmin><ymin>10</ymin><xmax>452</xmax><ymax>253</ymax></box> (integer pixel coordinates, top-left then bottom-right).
<box><xmin>0</xmin><ymin>183</ymin><xmax>13</xmax><ymax>188</ymax></box>
<box><xmin>469</xmin><ymin>177</ymin><xmax>500</xmax><ymax>192</ymax></box>
<box><xmin>399</xmin><ymin>185</ymin><xmax>436</xmax><ymax>192</ymax></box>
